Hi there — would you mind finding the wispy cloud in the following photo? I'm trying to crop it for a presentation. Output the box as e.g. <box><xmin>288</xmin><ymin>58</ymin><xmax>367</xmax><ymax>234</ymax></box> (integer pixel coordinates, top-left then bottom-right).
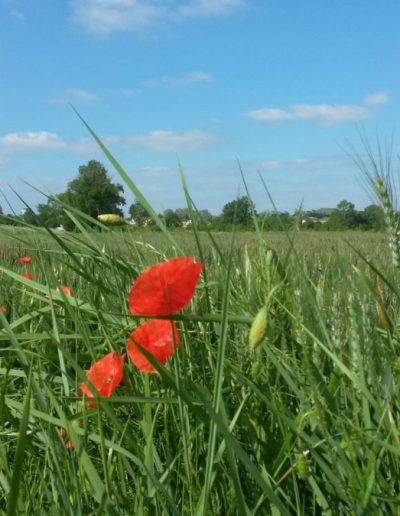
<box><xmin>128</xmin><ymin>130</ymin><xmax>216</xmax><ymax>152</ymax></box>
<box><xmin>363</xmin><ymin>91</ymin><xmax>390</xmax><ymax>106</ymax></box>
<box><xmin>248</xmin><ymin>108</ymin><xmax>294</xmax><ymax>122</ymax></box>
<box><xmin>256</xmin><ymin>155</ymin><xmax>352</xmax><ymax>172</ymax></box>
<box><xmin>50</xmin><ymin>88</ymin><xmax>100</xmax><ymax>105</ymax></box>
<box><xmin>0</xmin><ymin>132</ymin><xmax>67</xmax><ymax>150</ymax></box>
<box><xmin>248</xmin><ymin>92</ymin><xmax>390</xmax><ymax>126</ymax></box>
<box><xmin>2</xmin><ymin>0</ymin><xmax>25</xmax><ymax>20</ymax></box>
<box><xmin>0</xmin><ymin>129</ymin><xmax>216</xmax><ymax>154</ymax></box>
<box><xmin>120</xmin><ymin>88</ymin><xmax>139</xmax><ymax>98</ymax></box>
<box><xmin>143</xmin><ymin>70</ymin><xmax>213</xmax><ymax>87</ymax></box>
<box><xmin>71</xmin><ymin>0</ymin><xmax>246</xmax><ymax>35</ymax></box>
<box><xmin>175</xmin><ymin>0</ymin><xmax>246</xmax><ymax>21</ymax></box>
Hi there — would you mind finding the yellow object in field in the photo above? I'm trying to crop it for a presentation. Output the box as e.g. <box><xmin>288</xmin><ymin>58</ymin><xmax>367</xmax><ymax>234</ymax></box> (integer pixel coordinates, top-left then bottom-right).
<box><xmin>97</xmin><ymin>214</ymin><xmax>124</xmax><ymax>225</ymax></box>
<box><xmin>249</xmin><ymin>306</ymin><xmax>268</xmax><ymax>349</ymax></box>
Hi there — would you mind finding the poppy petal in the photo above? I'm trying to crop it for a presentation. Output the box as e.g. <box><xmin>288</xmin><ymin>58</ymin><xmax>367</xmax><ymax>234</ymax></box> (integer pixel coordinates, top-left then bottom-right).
<box><xmin>60</xmin><ymin>285</ymin><xmax>73</xmax><ymax>297</ymax></box>
<box><xmin>127</xmin><ymin>319</ymin><xmax>180</xmax><ymax>374</ymax></box>
<box><xmin>129</xmin><ymin>257</ymin><xmax>203</xmax><ymax>316</ymax></box>
<box><xmin>19</xmin><ymin>256</ymin><xmax>32</xmax><ymax>265</ymax></box>
<box><xmin>22</xmin><ymin>271</ymin><xmax>34</xmax><ymax>281</ymax></box>
<box><xmin>80</xmin><ymin>351</ymin><xmax>125</xmax><ymax>404</ymax></box>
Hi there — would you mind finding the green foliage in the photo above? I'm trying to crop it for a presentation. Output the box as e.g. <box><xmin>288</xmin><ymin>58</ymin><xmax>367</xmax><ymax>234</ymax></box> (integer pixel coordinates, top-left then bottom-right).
<box><xmin>362</xmin><ymin>204</ymin><xmax>385</xmax><ymax>230</ymax></box>
<box><xmin>63</xmin><ymin>160</ymin><xmax>125</xmax><ymax>229</ymax></box>
<box><xmin>221</xmin><ymin>196</ymin><xmax>256</xmax><ymax>226</ymax></box>
<box><xmin>36</xmin><ymin>199</ymin><xmax>65</xmax><ymax>228</ymax></box>
<box><xmin>163</xmin><ymin>209</ymin><xmax>181</xmax><ymax>227</ymax></box>
<box><xmin>0</xmin><ymin>225</ymin><xmax>399</xmax><ymax>514</ymax></box>
<box><xmin>326</xmin><ymin>199</ymin><xmax>359</xmax><ymax>229</ymax></box>
<box><xmin>128</xmin><ymin>199</ymin><xmax>149</xmax><ymax>226</ymax></box>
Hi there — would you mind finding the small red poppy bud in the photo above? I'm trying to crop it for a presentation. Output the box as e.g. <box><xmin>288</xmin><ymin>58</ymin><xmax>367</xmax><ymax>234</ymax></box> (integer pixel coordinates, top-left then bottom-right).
<box><xmin>22</xmin><ymin>271</ymin><xmax>34</xmax><ymax>281</ymax></box>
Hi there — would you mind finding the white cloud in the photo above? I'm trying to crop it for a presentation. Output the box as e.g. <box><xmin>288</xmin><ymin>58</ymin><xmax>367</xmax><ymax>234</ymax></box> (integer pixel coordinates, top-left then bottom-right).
<box><xmin>175</xmin><ymin>0</ymin><xmax>246</xmax><ymax>20</ymax></box>
<box><xmin>129</xmin><ymin>129</ymin><xmax>216</xmax><ymax>152</ymax></box>
<box><xmin>248</xmin><ymin>108</ymin><xmax>294</xmax><ymax>122</ymax></box>
<box><xmin>144</xmin><ymin>70</ymin><xmax>213</xmax><ymax>87</ymax></box>
<box><xmin>248</xmin><ymin>92</ymin><xmax>389</xmax><ymax>126</ymax></box>
<box><xmin>71</xmin><ymin>0</ymin><xmax>246</xmax><ymax>35</ymax></box>
<box><xmin>50</xmin><ymin>88</ymin><xmax>100</xmax><ymax>104</ymax></box>
<box><xmin>0</xmin><ymin>128</ymin><xmax>216</xmax><ymax>155</ymax></box>
<box><xmin>257</xmin><ymin>155</ymin><xmax>352</xmax><ymax>172</ymax></box>
<box><xmin>364</xmin><ymin>91</ymin><xmax>390</xmax><ymax>106</ymax></box>
<box><xmin>291</xmin><ymin>103</ymin><xmax>369</xmax><ymax>124</ymax></box>
<box><xmin>120</xmin><ymin>88</ymin><xmax>139</xmax><ymax>98</ymax></box>
<box><xmin>0</xmin><ymin>132</ymin><xmax>67</xmax><ymax>150</ymax></box>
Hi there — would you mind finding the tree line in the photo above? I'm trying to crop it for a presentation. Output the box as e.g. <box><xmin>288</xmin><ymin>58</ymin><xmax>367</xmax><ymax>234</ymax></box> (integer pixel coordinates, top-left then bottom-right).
<box><xmin>0</xmin><ymin>160</ymin><xmax>386</xmax><ymax>231</ymax></box>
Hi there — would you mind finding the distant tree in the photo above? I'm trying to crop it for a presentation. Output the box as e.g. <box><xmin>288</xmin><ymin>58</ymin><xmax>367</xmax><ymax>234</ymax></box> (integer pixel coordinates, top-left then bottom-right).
<box><xmin>221</xmin><ymin>196</ymin><xmax>255</xmax><ymax>226</ymax></box>
<box><xmin>175</xmin><ymin>208</ymin><xmax>190</xmax><ymax>223</ymax></box>
<box><xmin>0</xmin><ymin>205</ymin><xmax>6</xmax><ymax>225</ymax></box>
<box><xmin>20</xmin><ymin>207</ymin><xmax>38</xmax><ymax>226</ymax></box>
<box><xmin>37</xmin><ymin>200</ymin><xmax>64</xmax><ymax>228</ymax></box>
<box><xmin>163</xmin><ymin>209</ymin><xmax>181</xmax><ymax>228</ymax></box>
<box><xmin>362</xmin><ymin>204</ymin><xmax>385</xmax><ymax>230</ymax></box>
<box><xmin>129</xmin><ymin>200</ymin><xmax>149</xmax><ymax>226</ymax></box>
<box><xmin>259</xmin><ymin>211</ymin><xmax>293</xmax><ymax>230</ymax></box>
<box><xmin>198</xmin><ymin>209</ymin><xmax>213</xmax><ymax>224</ymax></box>
<box><xmin>64</xmin><ymin>160</ymin><xmax>125</xmax><ymax>229</ymax></box>
<box><xmin>327</xmin><ymin>199</ymin><xmax>359</xmax><ymax>229</ymax></box>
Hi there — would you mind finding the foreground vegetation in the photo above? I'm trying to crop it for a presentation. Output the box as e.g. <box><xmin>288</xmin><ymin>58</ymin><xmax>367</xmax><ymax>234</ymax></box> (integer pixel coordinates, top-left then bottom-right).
<box><xmin>0</xmin><ymin>132</ymin><xmax>399</xmax><ymax>514</ymax></box>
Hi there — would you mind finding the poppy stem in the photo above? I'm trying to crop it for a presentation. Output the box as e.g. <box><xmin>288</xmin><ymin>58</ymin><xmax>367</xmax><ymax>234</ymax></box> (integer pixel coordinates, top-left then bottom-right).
<box><xmin>127</xmin><ymin>313</ymin><xmax>253</xmax><ymax>325</ymax></box>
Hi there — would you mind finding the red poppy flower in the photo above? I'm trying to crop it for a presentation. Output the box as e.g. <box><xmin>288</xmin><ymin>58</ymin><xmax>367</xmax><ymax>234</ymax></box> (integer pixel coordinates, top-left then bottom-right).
<box><xmin>80</xmin><ymin>351</ymin><xmax>125</xmax><ymax>406</ymax></box>
<box><xmin>0</xmin><ymin>305</ymin><xmax>7</xmax><ymax>313</ymax></box>
<box><xmin>22</xmin><ymin>271</ymin><xmax>34</xmax><ymax>281</ymax></box>
<box><xmin>127</xmin><ymin>319</ymin><xmax>180</xmax><ymax>374</ymax></box>
<box><xmin>60</xmin><ymin>285</ymin><xmax>73</xmax><ymax>297</ymax></box>
<box><xmin>129</xmin><ymin>257</ymin><xmax>203</xmax><ymax>316</ymax></box>
<box><xmin>19</xmin><ymin>256</ymin><xmax>32</xmax><ymax>265</ymax></box>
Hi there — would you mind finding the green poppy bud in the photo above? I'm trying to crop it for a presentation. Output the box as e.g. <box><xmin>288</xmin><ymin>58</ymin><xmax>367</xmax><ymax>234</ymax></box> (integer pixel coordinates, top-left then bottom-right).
<box><xmin>295</xmin><ymin>452</ymin><xmax>309</xmax><ymax>480</ymax></box>
<box><xmin>249</xmin><ymin>307</ymin><xmax>268</xmax><ymax>349</ymax></box>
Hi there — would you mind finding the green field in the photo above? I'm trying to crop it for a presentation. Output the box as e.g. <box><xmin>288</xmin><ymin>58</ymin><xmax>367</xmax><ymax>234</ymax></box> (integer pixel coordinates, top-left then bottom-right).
<box><xmin>0</xmin><ymin>222</ymin><xmax>399</xmax><ymax>514</ymax></box>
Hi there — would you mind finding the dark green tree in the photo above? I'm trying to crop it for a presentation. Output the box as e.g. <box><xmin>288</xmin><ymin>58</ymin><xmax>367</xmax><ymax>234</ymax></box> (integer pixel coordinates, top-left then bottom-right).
<box><xmin>362</xmin><ymin>204</ymin><xmax>385</xmax><ymax>230</ymax></box>
<box><xmin>221</xmin><ymin>196</ymin><xmax>256</xmax><ymax>226</ymax></box>
<box><xmin>175</xmin><ymin>208</ymin><xmax>190</xmax><ymax>223</ymax></box>
<box><xmin>163</xmin><ymin>209</ymin><xmax>181</xmax><ymax>228</ymax></box>
<box><xmin>20</xmin><ymin>207</ymin><xmax>38</xmax><ymax>226</ymax></box>
<box><xmin>37</xmin><ymin>200</ymin><xmax>65</xmax><ymax>228</ymax></box>
<box><xmin>129</xmin><ymin>200</ymin><xmax>149</xmax><ymax>226</ymax></box>
<box><xmin>327</xmin><ymin>200</ymin><xmax>358</xmax><ymax>229</ymax></box>
<box><xmin>198</xmin><ymin>209</ymin><xmax>213</xmax><ymax>224</ymax></box>
<box><xmin>64</xmin><ymin>161</ymin><xmax>125</xmax><ymax>226</ymax></box>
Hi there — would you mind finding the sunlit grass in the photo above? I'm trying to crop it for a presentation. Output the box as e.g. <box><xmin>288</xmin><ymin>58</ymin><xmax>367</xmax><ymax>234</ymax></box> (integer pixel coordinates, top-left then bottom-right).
<box><xmin>0</xmin><ymin>127</ymin><xmax>399</xmax><ymax>514</ymax></box>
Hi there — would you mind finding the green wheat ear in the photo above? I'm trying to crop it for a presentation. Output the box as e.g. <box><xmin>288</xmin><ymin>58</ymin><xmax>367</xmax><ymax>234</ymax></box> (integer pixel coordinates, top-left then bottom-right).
<box><xmin>375</xmin><ymin>179</ymin><xmax>400</xmax><ymax>268</ymax></box>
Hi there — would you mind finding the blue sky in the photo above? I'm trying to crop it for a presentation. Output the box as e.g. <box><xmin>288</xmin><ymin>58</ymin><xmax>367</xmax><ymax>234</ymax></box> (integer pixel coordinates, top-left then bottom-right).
<box><xmin>0</xmin><ymin>0</ymin><xmax>399</xmax><ymax>214</ymax></box>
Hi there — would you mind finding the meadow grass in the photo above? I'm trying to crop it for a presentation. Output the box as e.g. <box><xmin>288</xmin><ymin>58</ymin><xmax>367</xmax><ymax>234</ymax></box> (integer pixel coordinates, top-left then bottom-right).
<box><xmin>0</xmin><ymin>132</ymin><xmax>399</xmax><ymax>514</ymax></box>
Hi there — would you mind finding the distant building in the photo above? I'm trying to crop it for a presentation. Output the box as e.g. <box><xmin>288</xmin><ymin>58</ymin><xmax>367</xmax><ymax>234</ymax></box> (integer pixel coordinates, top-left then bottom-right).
<box><xmin>302</xmin><ymin>217</ymin><xmax>328</xmax><ymax>225</ymax></box>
